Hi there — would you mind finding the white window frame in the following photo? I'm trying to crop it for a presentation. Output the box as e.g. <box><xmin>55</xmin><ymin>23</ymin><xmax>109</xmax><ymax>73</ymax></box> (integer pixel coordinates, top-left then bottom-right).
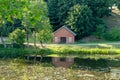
<box><xmin>54</xmin><ymin>37</ymin><xmax>58</xmax><ymax>42</ymax></box>
<box><xmin>54</xmin><ymin>58</ymin><xmax>58</xmax><ymax>62</ymax></box>
<box><xmin>68</xmin><ymin>58</ymin><xmax>72</xmax><ymax>62</ymax></box>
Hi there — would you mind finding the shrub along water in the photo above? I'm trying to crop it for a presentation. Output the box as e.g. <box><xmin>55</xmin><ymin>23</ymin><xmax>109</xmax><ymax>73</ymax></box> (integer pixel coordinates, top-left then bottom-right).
<box><xmin>0</xmin><ymin>48</ymin><xmax>53</xmax><ymax>58</ymax></box>
<box><xmin>103</xmin><ymin>28</ymin><xmax>120</xmax><ymax>41</ymax></box>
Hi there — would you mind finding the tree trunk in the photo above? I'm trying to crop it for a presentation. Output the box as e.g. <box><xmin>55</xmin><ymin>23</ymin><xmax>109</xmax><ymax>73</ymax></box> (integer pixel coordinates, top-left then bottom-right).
<box><xmin>40</xmin><ymin>41</ymin><xmax>44</xmax><ymax>48</ymax></box>
<box><xmin>40</xmin><ymin>55</ymin><xmax>43</xmax><ymax>63</ymax></box>
<box><xmin>26</xmin><ymin>30</ymin><xmax>29</xmax><ymax>48</ymax></box>
<box><xmin>33</xmin><ymin>31</ymin><xmax>36</xmax><ymax>47</ymax></box>
<box><xmin>34</xmin><ymin>54</ymin><xmax>37</xmax><ymax>63</ymax></box>
<box><xmin>11</xmin><ymin>40</ymin><xmax>14</xmax><ymax>48</ymax></box>
<box><xmin>0</xmin><ymin>35</ymin><xmax>6</xmax><ymax>48</ymax></box>
<box><xmin>11</xmin><ymin>22</ymin><xmax>14</xmax><ymax>48</ymax></box>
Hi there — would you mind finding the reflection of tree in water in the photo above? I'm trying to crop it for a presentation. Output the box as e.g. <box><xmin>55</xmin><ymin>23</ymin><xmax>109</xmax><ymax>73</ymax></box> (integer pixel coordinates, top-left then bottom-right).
<box><xmin>75</xmin><ymin>58</ymin><xmax>109</xmax><ymax>70</ymax></box>
<box><xmin>25</xmin><ymin>56</ymin><xmax>120</xmax><ymax>73</ymax></box>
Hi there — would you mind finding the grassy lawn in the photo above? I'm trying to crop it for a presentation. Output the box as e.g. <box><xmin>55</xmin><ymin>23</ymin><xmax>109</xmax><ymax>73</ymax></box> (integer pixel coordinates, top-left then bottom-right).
<box><xmin>0</xmin><ymin>44</ymin><xmax>120</xmax><ymax>60</ymax></box>
<box><xmin>46</xmin><ymin>44</ymin><xmax>120</xmax><ymax>59</ymax></box>
<box><xmin>1</xmin><ymin>37</ymin><xmax>120</xmax><ymax>59</ymax></box>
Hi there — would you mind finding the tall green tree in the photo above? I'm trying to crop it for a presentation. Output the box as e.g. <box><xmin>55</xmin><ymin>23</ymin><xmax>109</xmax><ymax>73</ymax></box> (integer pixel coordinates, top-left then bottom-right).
<box><xmin>48</xmin><ymin>0</ymin><xmax>78</xmax><ymax>30</ymax></box>
<box><xmin>22</xmin><ymin>0</ymin><xmax>52</xmax><ymax>47</ymax></box>
<box><xmin>48</xmin><ymin>0</ymin><xmax>112</xmax><ymax>31</ymax></box>
<box><xmin>37</xmin><ymin>29</ymin><xmax>52</xmax><ymax>48</ymax></box>
<box><xmin>47</xmin><ymin>0</ymin><xmax>60</xmax><ymax>31</ymax></box>
<box><xmin>57</xmin><ymin>0</ymin><xmax>85</xmax><ymax>27</ymax></box>
<box><xmin>82</xmin><ymin>0</ymin><xmax>112</xmax><ymax>17</ymax></box>
<box><xmin>22</xmin><ymin>0</ymin><xmax>32</xmax><ymax>47</ymax></box>
<box><xmin>0</xmin><ymin>0</ymin><xmax>26</xmax><ymax>48</ymax></box>
<box><xmin>57</xmin><ymin>0</ymin><xmax>70</xmax><ymax>28</ymax></box>
<box><xmin>66</xmin><ymin>4</ymin><xmax>94</xmax><ymax>39</ymax></box>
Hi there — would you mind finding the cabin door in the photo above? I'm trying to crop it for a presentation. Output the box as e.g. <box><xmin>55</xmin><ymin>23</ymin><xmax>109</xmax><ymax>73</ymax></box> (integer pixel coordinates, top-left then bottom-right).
<box><xmin>60</xmin><ymin>37</ymin><xmax>66</xmax><ymax>43</ymax></box>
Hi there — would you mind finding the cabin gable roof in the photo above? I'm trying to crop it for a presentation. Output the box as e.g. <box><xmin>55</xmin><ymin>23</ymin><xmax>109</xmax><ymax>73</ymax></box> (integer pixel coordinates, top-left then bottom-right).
<box><xmin>53</xmin><ymin>25</ymin><xmax>76</xmax><ymax>36</ymax></box>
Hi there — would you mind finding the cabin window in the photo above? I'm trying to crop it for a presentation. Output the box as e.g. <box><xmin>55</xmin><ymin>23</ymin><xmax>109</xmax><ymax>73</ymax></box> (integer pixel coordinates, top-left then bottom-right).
<box><xmin>55</xmin><ymin>37</ymin><xmax>58</xmax><ymax>42</ymax></box>
<box><xmin>54</xmin><ymin>58</ymin><xmax>58</xmax><ymax>62</ymax></box>
<box><xmin>68</xmin><ymin>58</ymin><xmax>72</xmax><ymax>62</ymax></box>
<box><xmin>68</xmin><ymin>37</ymin><xmax>72</xmax><ymax>43</ymax></box>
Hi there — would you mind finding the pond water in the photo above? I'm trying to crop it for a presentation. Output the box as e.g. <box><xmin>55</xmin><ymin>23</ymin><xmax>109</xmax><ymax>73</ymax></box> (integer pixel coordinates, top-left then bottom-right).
<box><xmin>0</xmin><ymin>58</ymin><xmax>120</xmax><ymax>80</ymax></box>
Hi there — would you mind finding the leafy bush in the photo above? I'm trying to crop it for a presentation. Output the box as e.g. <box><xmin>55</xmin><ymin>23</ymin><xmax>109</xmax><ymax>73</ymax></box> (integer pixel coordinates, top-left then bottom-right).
<box><xmin>117</xmin><ymin>2</ymin><xmax>120</xmax><ymax>10</ymax></box>
<box><xmin>93</xmin><ymin>24</ymin><xmax>106</xmax><ymax>39</ymax></box>
<box><xmin>12</xmin><ymin>43</ymin><xmax>25</xmax><ymax>48</ymax></box>
<box><xmin>103</xmin><ymin>28</ymin><xmax>120</xmax><ymax>41</ymax></box>
<box><xmin>0</xmin><ymin>48</ymin><xmax>53</xmax><ymax>58</ymax></box>
<box><xmin>37</xmin><ymin>30</ymin><xmax>52</xmax><ymax>43</ymax></box>
<box><xmin>0</xmin><ymin>44</ymin><xmax>3</xmax><ymax>48</ymax></box>
<box><xmin>9</xmin><ymin>28</ymin><xmax>26</xmax><ymax>45</ymax></box>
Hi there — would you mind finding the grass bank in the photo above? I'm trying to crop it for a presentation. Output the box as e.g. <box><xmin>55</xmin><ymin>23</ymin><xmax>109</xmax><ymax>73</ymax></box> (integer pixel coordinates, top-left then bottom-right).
<box><xmin>0</xmin><ymin>46</ymin><xmax>120</xmax><ymax>59</ymax></box>
<box><xmin>0</xmin><ymin>48</ymin><xmax>53</xmax><ymax>58</ymax></box>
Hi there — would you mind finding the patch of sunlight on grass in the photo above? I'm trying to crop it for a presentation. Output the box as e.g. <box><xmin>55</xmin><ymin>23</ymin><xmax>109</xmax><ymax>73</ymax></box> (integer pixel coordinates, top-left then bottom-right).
<box><xmin>47</xmin><ymin>54</ymin><xmax>60</xmax><ymax>57</ymax></box>
<box><xmin>98</xmin><ymin>44</ymin><xmax>112</xmax><ymax>48</ymax></box>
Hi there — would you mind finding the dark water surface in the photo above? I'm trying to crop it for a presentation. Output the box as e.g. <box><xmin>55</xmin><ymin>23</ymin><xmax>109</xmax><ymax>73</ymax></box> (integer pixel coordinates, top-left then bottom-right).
<box><xmin>0</xmin><ymin>58</ymin><xmax>120</xmax><ymax>80</ymax></box>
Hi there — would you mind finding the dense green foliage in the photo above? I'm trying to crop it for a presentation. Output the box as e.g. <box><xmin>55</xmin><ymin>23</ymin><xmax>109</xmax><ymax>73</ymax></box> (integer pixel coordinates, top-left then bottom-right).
<box><xmin>91</xmin><ymin>17</ymin><xmax>107</xmax><ymax>40</ymax></box>
<box><xmin>0</xmin><ymin>0</ymin><xmax>26</xmax><ymax>48</ymax></box>
<box><xmin>0</xmin><ymin>48</ymin><xmax>52</xmax><ymax>58</ymax></box>
<box><xmin>22</xmin><ymin>0</ymin><xmax>52</xmax><ymax>47</ymax></box>
<box><xmin>118</xmin><ymin>2</ymin><xmax>120</xmax><ymax>10</ymax></box>
<box><xmin>47</xmin><ymin>0</ymin><xmax>113</xmax><ymax>39</ymax></box>
<box><xmin>66</xmin><ymin>4</ymin><xmax>93</xmax><ymax>39</ymax></box>
<box><xmin>82</xmin><ymin>0</ymin><xmax>111</xmax><ymax>17</ymax></box>
<box><xmin>37</xmin><ymin>30</ymin><xmax>52</xmax><ymax>43</ymax></box>
<box><xmin>0</xmin><ymin>19</ymin><xmax>23</xmax><ymax>37</ymax></box>
<box><xmin>0</xmin><ymin>24</ymin><xmax>10</xmax><ymax>36</ymax></box>
<box><xmin>0</xmin><ymin>0</ymin><xmax>26</xmax><ymax>32</ymax></box>
<box><xmin>0</xmin><ymin>0</ymin><xmax>52</xmax><ymax>48</ymax></box>
<box><xmin>93</xmin><ymin>25</ymin><xmax>104</xmax><ymax>39</ymax></box>
<box><xmin>9</xmin><ymin>29</ymin><xmax>26</xmax><ymax>45</ymax></box>
<box><xmin>104</xmin><ymin>28</ymin><xmax>120</xmax><ymax>41</ymax></box>
<box><xmin>47</xmin><ymin>0</ymin><xmax>59</xmax><ymax>30</ymax></box>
